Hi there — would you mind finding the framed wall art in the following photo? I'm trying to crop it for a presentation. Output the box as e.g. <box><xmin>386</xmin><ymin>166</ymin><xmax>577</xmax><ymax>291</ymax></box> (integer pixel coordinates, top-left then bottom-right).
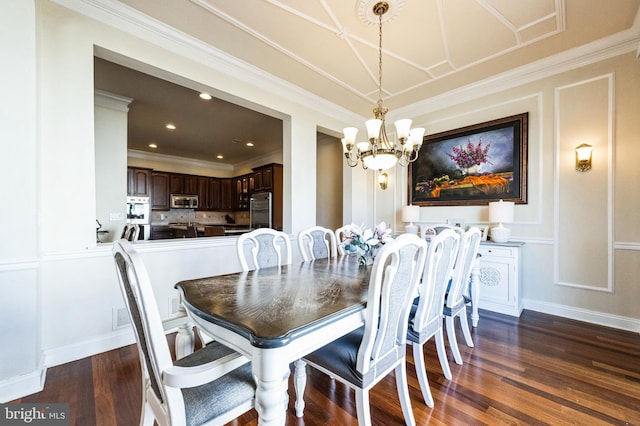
<box><xmin>409</xmin><ymin>113</ymin><xmax>528</xmax><ymax>206</ymax></box>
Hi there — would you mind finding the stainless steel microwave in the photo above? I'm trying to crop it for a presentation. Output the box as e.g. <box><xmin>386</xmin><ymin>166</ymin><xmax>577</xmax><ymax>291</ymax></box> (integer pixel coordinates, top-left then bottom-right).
<box><xmin>170</xmin><ymin>194</ymin><xmax>198</xmax><ymax>209</ymax></box>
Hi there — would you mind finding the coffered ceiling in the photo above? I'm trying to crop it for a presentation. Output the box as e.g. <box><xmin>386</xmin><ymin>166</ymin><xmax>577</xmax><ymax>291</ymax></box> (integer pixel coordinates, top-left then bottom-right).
<box><xmin>89</xmin><ymin>0</ymin><xmax>639</xmax><ymax>164</ymax></box>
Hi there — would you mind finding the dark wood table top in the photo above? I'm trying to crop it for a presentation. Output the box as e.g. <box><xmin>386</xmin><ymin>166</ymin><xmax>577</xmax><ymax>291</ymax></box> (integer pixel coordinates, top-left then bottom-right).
<box><xmin>175</xmin><ymin>256</ymin><xmax>370</xmax><ymax>348</ymax></box>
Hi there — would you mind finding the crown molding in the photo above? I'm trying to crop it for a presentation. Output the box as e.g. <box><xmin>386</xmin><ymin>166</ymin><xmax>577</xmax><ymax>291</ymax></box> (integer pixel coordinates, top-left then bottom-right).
<box><xmin>394</xmin><ymin>28</ymin><xmax>640</xmax><ymax>119</ymax></box>
<box><xmin>127</xmin><ymin>149</ymin><xmax>234</xmax><ymax>172</ymax></box>
<box><xmin>51</xmin><ymin>0</ymin><xmax>365</xmax><ymax>123</ymax></box>
<box><xmin>94</xmin><ymin>89</ymin><xmax>132</xmax><ymax>112</ymax></box>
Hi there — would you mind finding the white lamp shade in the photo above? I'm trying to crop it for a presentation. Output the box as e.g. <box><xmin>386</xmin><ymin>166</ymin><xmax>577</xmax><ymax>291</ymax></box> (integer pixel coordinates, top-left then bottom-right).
<box><xmin>489</xmin><ymin>200</ymin><xmax>515</xmax><ymax>224</ymax></box>
<box><xmin>409</xmin><ymin>127</ymin><xmax>425</xmax><ymax>147</ymax></box>
<box><xmin>576</xmin><ymin>144</ymin><xmax>592</xmax><ymax>161</ymax></box>
<box><xmin>394</xmin><ymin>119</ymin><xmax>412</xmax><ymax>139</ymax></box>
<box><xmin>365</xmin><ymin>119</ymin><xmax>382</xmax><ymax>140</ymax></box>
<box><xmin>342</xmin><ymin>127</ymin><xmax>358</xmax><ymax>144</ymax></box>
<box><xmin>402</xmin><ymin>205</ymin><xmax>420</xmax><ymax>223</ymax></box>
<box><xmin>356</xmin><ymin>141</ymin><xmax>370</xmax><ymax>152</ymax></box>
<box><xmin>362</xmin><ymin>153</ymin><xmax>398</xmax><ymax>170</ymax></box>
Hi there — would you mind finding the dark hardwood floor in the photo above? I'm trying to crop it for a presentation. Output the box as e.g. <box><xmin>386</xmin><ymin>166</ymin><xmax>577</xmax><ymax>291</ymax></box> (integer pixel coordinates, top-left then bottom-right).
<box><xmin>13</xmin><ymin>309</ymin><xmax>640</xmax><ymax>425</ymax></box>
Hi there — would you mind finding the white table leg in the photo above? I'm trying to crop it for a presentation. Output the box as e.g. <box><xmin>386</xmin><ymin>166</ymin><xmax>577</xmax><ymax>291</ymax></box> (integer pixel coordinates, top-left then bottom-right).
<box><xmin>253</xmin><ymin>349</ymin><xmax>290</xmax><ymax>425</ymax></box>
<box><xmin>294</xmin><ymin>359</ymin><xmax>307</xmax><ymax>417</ymax></box>
<box><xmin>175</xmin><ymin>304</ymin><xmax>195</xmax><ymax>359</ymax></box>
<box><xmin>175</xmin><ymin>322</ymin><xmax>194</xmax><ymax>359</ymax></box>
<box><xmin>470</xmin><ymin>258</ymin><xmax>480</xmax><ymax>328</ymax></box>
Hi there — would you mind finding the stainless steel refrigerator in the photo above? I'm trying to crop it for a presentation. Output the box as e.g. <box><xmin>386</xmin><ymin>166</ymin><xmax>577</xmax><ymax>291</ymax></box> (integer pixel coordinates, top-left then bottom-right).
<box><xmin>250</xmin><ymin>192</ymin><xmax>272</xmax><ymax>229</ymax></box>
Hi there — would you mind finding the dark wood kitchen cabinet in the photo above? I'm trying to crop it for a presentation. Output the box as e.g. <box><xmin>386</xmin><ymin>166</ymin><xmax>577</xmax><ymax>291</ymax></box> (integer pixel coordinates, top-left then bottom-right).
<box><xmin>234</xmin><ymin>174</ymin><xmax>251</xmax><ymax>210</ymax></box>
<box><xmin>138</xmin><ymin>166</ymin><xmax>280</xmax><ymax>214</ymax></box>
<box><xmin>197</xmin><ymin>177</ymin><xmax>211</xmax><ymax>210</ymax></box>
<box><xmin>208</xmin><ymin>178</ymin><xmax>222</xmax><ymax>211</ymax></box>
<box><xmin>127</xmin><ymin>167</ymin><xmax>152</xmax><ymax>197</ymax></box>
<box><xmin>151</xmin><ymin>172</ymin><xmax>170</xmax><ymax>210</ymax></box>
<box><xmin>170</xmin><ymin>174</ymin><xmax>198</xmax><ymax>195</ymax></box>
<box><xmin>252</xmin><ymin>163</ymin><xmax>282</xmax><ymax>193</ymax></box>
<box><xmin>150</xmin><ymin>225</ymin><xmax>175</xmax><ymax>240</ymax></box>
<box><xmin>169</xmin><ymin>174</ymin><xmax>182</xmax><ymax>194</ymax></box>
<box><xmin>220</xmin><ymin>178</ymin><xmax>234</xmax><ymax>211</ymax></box>
<box><xmin>185</xmin><ymin>175</ymin><xmax>198</xmax><ymax>194</ymax></box>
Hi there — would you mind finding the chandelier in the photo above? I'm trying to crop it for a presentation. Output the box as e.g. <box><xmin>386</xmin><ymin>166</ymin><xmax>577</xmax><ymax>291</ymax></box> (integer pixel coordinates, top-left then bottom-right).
<box><xmin>342</xmin><ymin>1</ymin><xmax>425</xmax><ymax>171</ymax></box>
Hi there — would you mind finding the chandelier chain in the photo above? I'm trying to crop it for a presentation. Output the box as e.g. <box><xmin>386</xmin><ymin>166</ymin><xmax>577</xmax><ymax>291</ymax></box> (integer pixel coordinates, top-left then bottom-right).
<box><xmin>377</xmin><ymin>11</ymin><xmax>383</xmax><ymax>110</ymax></box>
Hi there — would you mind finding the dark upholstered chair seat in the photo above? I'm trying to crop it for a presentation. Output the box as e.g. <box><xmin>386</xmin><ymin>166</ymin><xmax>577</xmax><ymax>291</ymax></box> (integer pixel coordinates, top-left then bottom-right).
<box><xmin>407</xmin><ymin>303</ymin><xmax>441</xmax><ymax>345</ymax></box>
<box><xmin>303</xmin><ymin>326</ymin><xmax>365</xmax><ymax>387</ymax></box>
<box><xmin>176</xmin><ymin>342</ymin><xmax>255</xmax><ymax>426</ymax></box>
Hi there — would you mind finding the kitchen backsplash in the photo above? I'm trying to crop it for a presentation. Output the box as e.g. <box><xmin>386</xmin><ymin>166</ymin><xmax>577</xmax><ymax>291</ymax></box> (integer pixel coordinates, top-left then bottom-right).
<box><xmin>151</xmin><ymin>209</ymin><xmax>250</xmax><ymax>226</ymax></box>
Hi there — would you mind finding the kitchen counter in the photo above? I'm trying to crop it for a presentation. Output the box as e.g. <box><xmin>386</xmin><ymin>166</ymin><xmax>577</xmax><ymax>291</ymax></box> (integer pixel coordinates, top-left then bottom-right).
<box><xmin>151</xmin><ymin>223</ymin><xmax>252</xmax><ymax>239</ymax></box>
<box><xmin>223</xmin><ymin>228</ymin><xmax>252</xmax><ymax>235</ymax></box>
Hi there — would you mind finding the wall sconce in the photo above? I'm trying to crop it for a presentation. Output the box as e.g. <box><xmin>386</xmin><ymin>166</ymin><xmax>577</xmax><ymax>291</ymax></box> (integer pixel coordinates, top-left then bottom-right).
<box><xmin>575</xmin><ymin>143</ymin><xmax>593</xmax><ymax>172</ymax></box>
<box><xmin>378</xmin><ymin>171</ymin><xmax>388</xmax><ymax>190</ymax></box>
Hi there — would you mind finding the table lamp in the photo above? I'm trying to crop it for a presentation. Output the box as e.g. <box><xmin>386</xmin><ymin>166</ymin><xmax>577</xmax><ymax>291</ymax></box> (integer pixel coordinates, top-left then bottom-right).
<box><xmin>402</xmin><ymin>205</ymin><xmax>420</xmax><ymax>235</ymax></box>
<box><xmin>489</xmin><ymin>199</ymin><xmax>514</xmax><ymax>243</ymax></box>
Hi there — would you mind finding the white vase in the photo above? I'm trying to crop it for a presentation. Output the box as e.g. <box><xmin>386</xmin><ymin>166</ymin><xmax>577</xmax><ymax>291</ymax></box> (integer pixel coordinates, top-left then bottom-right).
<box><xmin>466</xmin><ymin>164</ymin><xmax>482</xmax><ymax>175</ymax></box>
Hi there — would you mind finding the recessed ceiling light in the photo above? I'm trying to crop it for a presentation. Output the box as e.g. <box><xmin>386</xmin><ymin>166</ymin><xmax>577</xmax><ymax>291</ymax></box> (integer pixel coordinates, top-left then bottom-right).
<box><xmin>216</xmin><ymin>155</ymin><xmax>223</xmax><ymax>159</ymax></box>
<box><xmin>166</xmin><ymin>123</ymin><xmax>176</xmax><ymax>130</ymax></box>
<box><xmin>199</xmin><ymin>93</ymin><xmax>212</xmax><ymax>100</ymax></box>
<box><xmin>148</xmin><ymin>143</ymin><xmax>158</xmax><ymax>149</ymax></box>
<box><xmin>246</xmin><ymin>142</ymin><xmax>254</xmax><ymax>147</ymax></box>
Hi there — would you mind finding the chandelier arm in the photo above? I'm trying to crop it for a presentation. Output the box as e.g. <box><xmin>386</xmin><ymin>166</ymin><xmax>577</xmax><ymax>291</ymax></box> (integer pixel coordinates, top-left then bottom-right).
<box><xmin>345</xmin><ymin>153</ymin><xmax>359</xmax><ymax>168</ymax></box>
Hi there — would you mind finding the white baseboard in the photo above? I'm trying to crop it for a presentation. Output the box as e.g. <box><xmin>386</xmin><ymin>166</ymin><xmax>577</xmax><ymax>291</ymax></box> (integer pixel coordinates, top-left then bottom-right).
<box><xmin>0</xmin><ymin>361</ymin><xmax>46</xmax><ymax>403</ymax></box>
<box><xmin>44</xmin><ymin>329</ymin><xmax>135</xmax><ymax>368</ymax></box>
<box><xmin>4</xmin><ymin>317</ymin><xmax>195</xmax><ymax>402</ymax></box>
<box><xmin>45</xmin><ymin>315</ymin><xmax>191</xmax><ymax>370</ymax></box>
<box><xmin>523</xmin><ymin>299</ymin><xmax>640</xmax><ymax>333</ymax></box>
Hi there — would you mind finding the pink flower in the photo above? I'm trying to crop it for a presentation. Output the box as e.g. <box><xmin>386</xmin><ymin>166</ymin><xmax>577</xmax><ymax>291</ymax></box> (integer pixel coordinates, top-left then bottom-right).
<box><xmin>446</xmin><ymin>138</ymin><xmax>491</xmax><ymax>169</ymax></box>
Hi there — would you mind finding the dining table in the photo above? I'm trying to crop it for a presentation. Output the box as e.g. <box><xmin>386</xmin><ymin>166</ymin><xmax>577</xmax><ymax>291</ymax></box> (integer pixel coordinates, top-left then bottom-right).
<box><xmin>175</xmin><ymin>255</ymin><xmax>371</xmax><ymax>425</ymax></box>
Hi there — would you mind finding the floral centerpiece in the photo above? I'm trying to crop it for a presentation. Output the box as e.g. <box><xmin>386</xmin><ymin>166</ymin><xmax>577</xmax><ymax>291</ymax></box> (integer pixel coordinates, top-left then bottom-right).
<box><xmin>341</xmin><ymin>222</ymin><xmax>393</xmax><ymax>265</ymax></box>
<box><xmin>446</xmin><ymin>137</ymin><xmax>491</xmax><ymax>174</ymax></box>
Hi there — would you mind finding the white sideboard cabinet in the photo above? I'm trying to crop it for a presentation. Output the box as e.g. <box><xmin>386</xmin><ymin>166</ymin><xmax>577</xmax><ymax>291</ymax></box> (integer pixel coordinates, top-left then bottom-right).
<box><xmin>476</xmin><ymin>241</ymin><xmax>524</xmax><ymax>317</ymax></box>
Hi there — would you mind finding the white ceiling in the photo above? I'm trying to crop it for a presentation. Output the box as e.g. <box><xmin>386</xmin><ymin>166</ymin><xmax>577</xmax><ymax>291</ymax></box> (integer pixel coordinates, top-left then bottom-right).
<box><xmin>91</xmin><ymin>0</ymin><xmax>640</xmax><ymax>165</ymax></box>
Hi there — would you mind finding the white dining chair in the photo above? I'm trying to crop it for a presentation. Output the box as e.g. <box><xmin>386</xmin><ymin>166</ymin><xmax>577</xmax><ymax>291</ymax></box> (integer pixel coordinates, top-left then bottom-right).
<box><xmin>121</xmin><ymin>223</ymin><xmax>140</xmax><ymax>242</ymax></box>
<box><xmin>294</xmin><ymin>234</ymin><xmax>428</xmax><ymax>426</ymax></box>
<box><xmin>297</xmin><ymin>226</ymin><xmax>337</xmax><ymax>261</ymax></box>
<box><xmin>407</xmin><ymin>229</ymin><xmax>460</xmax><ymax>407</ymax></box>
<box><xmin>421</xmin><ymin>224</ymin><xmax>480</xmax><ymax>338</ymax></box>
<box><xmin>444</xmin><ymin>226</ymin><xmax>482</xmax><ymax>364</ymax></box>
<box><xmin>112</xmin><ymin>239</ymin><xmax>255</xmax><ymax>426</ymax></box>
<box><xmin>420</xmin><ymin>223</ymin><xmax>464</xmax><ymax>241</ymax></box>
<box><xmin>236</xmin><ymin>228</ymin><xmax>291</xmax><ymax>271</ymax></box>
<box><xmin>334</xmin><ymin>225</ymin><xmax>350</xmax><ymax>256</ymax></box>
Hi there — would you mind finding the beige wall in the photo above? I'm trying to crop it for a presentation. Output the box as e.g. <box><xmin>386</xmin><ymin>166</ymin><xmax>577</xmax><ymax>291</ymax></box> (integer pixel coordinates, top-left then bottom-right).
<box><xmin>395</xmin><ymin>51</ymin><xmax>640</xmax><ymax>326</ymax></box>
<box><xmin>316</xmin><ymin>133</ymin><xmax>343</xmax><ymax>229</ymax></box>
